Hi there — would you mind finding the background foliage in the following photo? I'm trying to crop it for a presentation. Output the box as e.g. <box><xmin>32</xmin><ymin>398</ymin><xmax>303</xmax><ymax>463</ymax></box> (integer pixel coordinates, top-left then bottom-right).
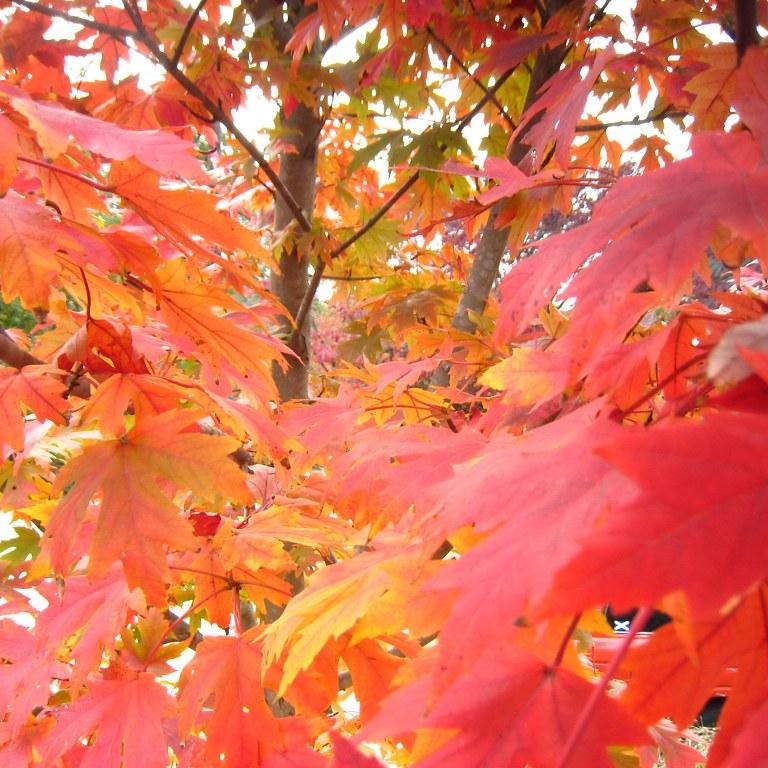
<box><xmin>0</xmin><ymin>0</ymin><xmax>767</xmax><ymax>766</ymax></box>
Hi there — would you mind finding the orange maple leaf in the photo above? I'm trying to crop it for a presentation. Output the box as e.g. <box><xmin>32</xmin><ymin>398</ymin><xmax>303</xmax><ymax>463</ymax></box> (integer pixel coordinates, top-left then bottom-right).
<box><xmin>43</xmin><ymin>672</ymin><xmax>175</xmax><ymax>768</ymax></box>
<box><xmin>46</xmin><ymin>409</ymin><xmax>249</xmax><ymax>600</ymax></box>
<box><xmin>0</xmin><ymin>364</ymin><xmax>68</xmax><ymax>453</ymax></box>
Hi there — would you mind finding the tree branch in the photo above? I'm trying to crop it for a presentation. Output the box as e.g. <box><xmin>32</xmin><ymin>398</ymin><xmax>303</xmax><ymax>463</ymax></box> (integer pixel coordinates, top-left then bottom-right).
<box><xmin>10</xmin><ymin>0</ymin><xmax>135</xmax><ymax>39</ymax></box>
<box><xmin>575</xmin><ymin>107</ymin><xmax>686</xmax><ymax>132</ymax></box>
<box><xmin>0</xmin><ymin>329</ymin><xmax>91</xmax><ymax>398</ymax></box>
<box><xmin>0</xmin><ymin>329</ymin><xmax>40</xmax><ymax>369</ymax></box>
<box><xmin>288</xmin><ymin>39</ymin><xmax>545</xmax><ymax>347</ymax></box>
<box><xmin>556</xmin><ymin>606</ymin><xmax>653</xmax><ymax>768</ymax></box>
<box><xmin>14</xmin><ymin>0</ymin><xmax>309</xmax><ymax>229</ymax></box>
<box><xmin>289</xmin><ymin>173</ymin><xmax>420</xmax><ymax>344</ymax></box>
<box><xmin>172</xmin><ymin>0</ymin><xmax>209</xmax><ymax>68</ymax></box>
<box><xmin>427</xmin><ymin>26</ymin><xmax>516</xmax><ymax>131</ymax></box>
<box><xmin>453</xmin><ymin>65</ymin><xmax>517</xmax><ymax>131</ymax></box>
<box><xmin>322</xmin><ymin>273</ymin><xmax>383</xmax><ymax>281</ymax></box>
<box><xmin>115</xmin><ymin>0</ymin><xmax>313</xmax><ymax>233</ymax></box>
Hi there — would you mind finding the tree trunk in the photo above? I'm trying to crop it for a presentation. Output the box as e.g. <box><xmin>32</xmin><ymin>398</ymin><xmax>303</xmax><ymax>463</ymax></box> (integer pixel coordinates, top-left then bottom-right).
<box><xmin>269</xmin><ymin>105</ymin><xmax>322</xmax><ymax>402</ymax></box>
<box><xmin>452</xmin><ymin>44</ymin><xmax>567</xmax><ymax>334</ymax></box>
<box><xmin>435</xmin><ymin>1</ymin><xmax>569</xmax><ymax>386</ymax></box>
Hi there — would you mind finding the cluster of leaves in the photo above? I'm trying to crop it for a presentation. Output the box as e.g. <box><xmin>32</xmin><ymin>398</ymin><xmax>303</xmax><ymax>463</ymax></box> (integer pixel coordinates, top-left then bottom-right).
<box><xmin>1</xmin><ymin>0</ymin><xmax>768</xmax><ymax>766</ymax></box>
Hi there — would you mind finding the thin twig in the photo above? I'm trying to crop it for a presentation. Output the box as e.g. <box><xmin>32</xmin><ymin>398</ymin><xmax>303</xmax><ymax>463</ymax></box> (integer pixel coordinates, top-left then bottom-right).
<box><xmin>18</xmin><ymin>155</ymin><xmax>113</xmax><ymax>193</ymax></box>
<box><xmin>575</xmin><ymin>107</ymin><xmax>686</xmax><ymax>132</ymax></box>
<box><xmin>10</xmin><ymin>0</ymin><xmax>135</xmax><ymax>39</ymax></box>
<box><xmin>172</xmin><ymin>0</ymin><xmax>209</xmax><ymax>68</ymax></box>
<box><xmin>142</xmin><ymin>586</ymin><xmax>231</xmax><ymax>669</ymax></box>
<box><xmin>332</xmin><ymin>173</ymin><xmax>421</xmax><ymax>259</ymax></box>
<box><xmin>550</xmin><ymin>612</ymin><xmax>582</xmax><ymax>669</ymax></box>
<box><xmin>118</xmin><ymin>0</ymin><xmax>312</xmax><ymax>232</ymax></box>
<box><xmin>78</xmin><ymin>267</ymin><xmax>92</xmax><ymax>321</ymax></box>
<box><xmin>289</xmin><ymin>173</ymin><xmax>420</xmax><ymax>342</ymax></box>
<box><xmin>427</xmin><ymin>25</ymin><xmax>516</xmax><ymax>130</ymax></box>
<box><xmin>322</xmin><ymin>273</ymin><xmax>383</xmax><ymax>281</ymax></box>
<box><xmin>617</xmin><ymin>352</ymin><xmax>707</xmax><ymax>420</ymax></box>
<box><xmin>454</xmin><ymin>65</ymin><xmax>517</xmax><ymax>131</ymax></box>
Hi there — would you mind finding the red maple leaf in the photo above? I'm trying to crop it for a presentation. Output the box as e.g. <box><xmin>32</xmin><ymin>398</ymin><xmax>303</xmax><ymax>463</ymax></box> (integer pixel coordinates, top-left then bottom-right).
<box><xmin>359</xmin><ymin>646</ymin><xmax>650</xmax><ymax>768</ymax></box>
<box><xmin>43</xmin><ymin>672</ymin><xmax>175</xmax><ymax>768</ymax></box>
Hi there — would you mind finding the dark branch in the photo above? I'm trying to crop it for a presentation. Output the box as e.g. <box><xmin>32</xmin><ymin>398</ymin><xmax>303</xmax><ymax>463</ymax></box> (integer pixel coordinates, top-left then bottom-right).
<box><xmin>331</xmin><ymin>173</ymin><xmax>420</xmax><ymax>260</ymax></box>
<box><xmin>322</xmin><ymin>273</ymin><xmax>383</xmax><ymax>281</ymax></box>
<box><xmin>172</xmin><ymin>0</ymin><xmax>209</xmax><ymax>68</ymax></box>
<box><xmin>0</xmin><ymin>329</ymin><xmax>40</xmax><ymax>369</ymax></box>
<box><xmin>575</xmin><ymin>107</ymin><xmax>686</xmax><ymax>132</ymax></box>
<box><xmin>117</xmin><ymin>4</ymin><xmax>312</xmax><ymax>232</ymax></box>
<box><xmin>427</xmin><ymin>26</ymin><xmax>516</xmax><ymax>131</ymax></box>
<box><xmin>454</xmin><ymin>65</ymin><xmax>517</xmax><ymax>131</ymax></box>
<box><xmin>10</xmin><ymin>0</ymin><xmax>135</xmax><ymax>39</ymax></box>
<box><xmin>289</xmin><ymin>173</ymin><xmax>420</xmax><ymax>344</ymax></box>
<box><xmin>0</xmin><ymin>329</ymin><xmax>91</xmax><ymax>398</ymax></box>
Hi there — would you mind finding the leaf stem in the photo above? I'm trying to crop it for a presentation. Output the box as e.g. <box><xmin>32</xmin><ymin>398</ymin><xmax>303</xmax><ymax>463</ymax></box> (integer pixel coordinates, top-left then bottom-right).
<box><xmin>233</xmin><ymin>590</ymin><xmax>244</xmax><ymax>634</ymax></box>
<box><xmin>142</xmin><ymin>586</ymin><xmax>230</xmax><ymax>670</ymax></box>
<box><xmin>426</xmin><ymin>25</ymin><xmax>516</xmax><ymax>130</ymax></box>
<box><xmin>555</xmin><ymin>605</ymin><xmax>652</xmax><ymax>768</ymax></box>
<box><xmin>575</xmin><ymin>107</ymin><xmax>687</xmax><ymax>132</ymax></box>
<box><xmin>617</xmin><ymin>351</ymin><xmax>707</xmax><ymax>419</ymax></box>
<box><xmin>550</xmin><ymin>612</ymin><xmax>582</xmax><ymax>669</ymax></box>
<box><xmin>18</xmin><ymin>155</ymin><xmax>113</xmax><ymax>193</ymax></box>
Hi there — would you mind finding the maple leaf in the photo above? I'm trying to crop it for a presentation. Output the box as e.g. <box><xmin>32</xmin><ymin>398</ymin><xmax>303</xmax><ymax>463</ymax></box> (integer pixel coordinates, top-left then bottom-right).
<box><xmin>341</xmin><ymin>638</ymin><xmax>408</xmax><ymax>719</ymax></box>
<box><xmin>360</xmin><ymin>646</ymin><xmax>650</xmax><ymax>767</ymax></box>
<box><xmin>78</xmin><ymin>372</ymin><xmax>193</xmax><ymax>437</ymax></box>
<box><xmin>707</xmin><ymin>316</ymin><xmax>768</xmax><ymax>385</ymax></box>
<box><xmin>541</xmin><ymin>412</ymin><xmax>768</xmax><ymax>621</ymax></box>
<box><xmin>179</xmin><ymin>634</ymin><xmax>321</xmax><ymax>768</ymax></box>
<box><xmin>735</xmin><ymin>48</ymin><xmax>768</xmax><ymax>154</ymax></box>
<box><xmin>723</xmin><ymin>698</ymin><xmax>768</xmax><ymax>768</ymax></box>
<box><xmin>330</xmin><ymin>732</ymin><xmax>385</xmax><ymax>767</ymax></box>
<box><xmin>1</xmin><ymin>84</ymin><xmax>207</xmax><ymax>182</ymax></box>
<box><xmin>0</xmin><ymin>620</ymin><xmax>69</xmax><ymax>739</ymax></box>
<box><xmin>4</xmin><ymin>2</ymin><xmax>768</xmax><ymax>765</ymax></box>
<box><xmin>496</xmin><ymin>127</ymin><xmax>768</xmax><ymax>344</ymax></box>
<box><xmin>263</xmin><ymin>539</ymin><xmax>434</xmax><ymax>694</ymax></box>
<box><xmin>400</xmin><ymin>408</ymin><xmax>630</xmax><ymax>685</ymax></box>
<box><xmin>0</xmin><ymin>115</ymin><xmax>17</xmax><ymax>196</ymax></box>
<box><xmin>0</xmin><ymin>364</ymin><xmax>68</xmax><ymax>454</ymax></box>
<box><xmin>56</xmin><ymin>318</ymin><xmax>150</xmax><ymax>378</ymax></box>
<box><xmin>154</xmin><ymin>258</ymin><xmax>287</xmax><ymax>380</ymax></box>
<box><xmin>478</xmin><ymin>346</ymin><xmax>568</xmax><ymax>406</ymax></box>
<box><xmin>178</xmin><ymin>522</ymin><xmax>293</xmax><ymax>628</ymax></box>
<box><xmin>620</xmin><ymin>586</ymin><xmax>768</xmax><ymax>763</ymax></box>
<box><xmin>35</xmin><ymin>568</ymin><xmax>143</xmax><ymax>690</ymax></box>
<box><xmin>110</xmin><ymin>160</ymin><xmax>273</xmax><ymax>268</ymax></box>
<box><xmin>43</xmin><ymin>672</ymin><xmax>175</xmax><ymax>768</ymax></box>
<box><xmin>0</xmin><ymin>193</ymin><xmax>81</xmax><ymax>309</ymax></box>
<box><xmin>476</xmin><ymin>31</ymin><xmax>560</xmax><ymax>77</ymax></box>
<box><xmin>46</xmin><ymin>409</ymin><xmax>249</xmax><ymax>601</ymax></box>
<box><xmin>511</xmin><ymin>48</ymin><xmax>613</xmax><ymax>170</ymax></box>
<box><xmin>223</xmin><ymin>505</ymin><xmax>360</xmax><ymax>568</ymax></box>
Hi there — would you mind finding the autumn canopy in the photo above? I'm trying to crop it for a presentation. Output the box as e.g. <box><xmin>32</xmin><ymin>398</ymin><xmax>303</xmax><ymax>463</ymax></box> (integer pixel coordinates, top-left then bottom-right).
<box><xmin>0</xmin><ymin>0</ymin><xmax>767</xmax><ymax>765</ymax></box>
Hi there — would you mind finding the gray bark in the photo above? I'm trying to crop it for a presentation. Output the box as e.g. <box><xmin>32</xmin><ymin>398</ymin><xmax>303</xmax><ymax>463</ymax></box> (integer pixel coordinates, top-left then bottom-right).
<box><xmin>452</xmin><ymin>41</ymin><xmax>567</xmax><ymax>335</ymax></box>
